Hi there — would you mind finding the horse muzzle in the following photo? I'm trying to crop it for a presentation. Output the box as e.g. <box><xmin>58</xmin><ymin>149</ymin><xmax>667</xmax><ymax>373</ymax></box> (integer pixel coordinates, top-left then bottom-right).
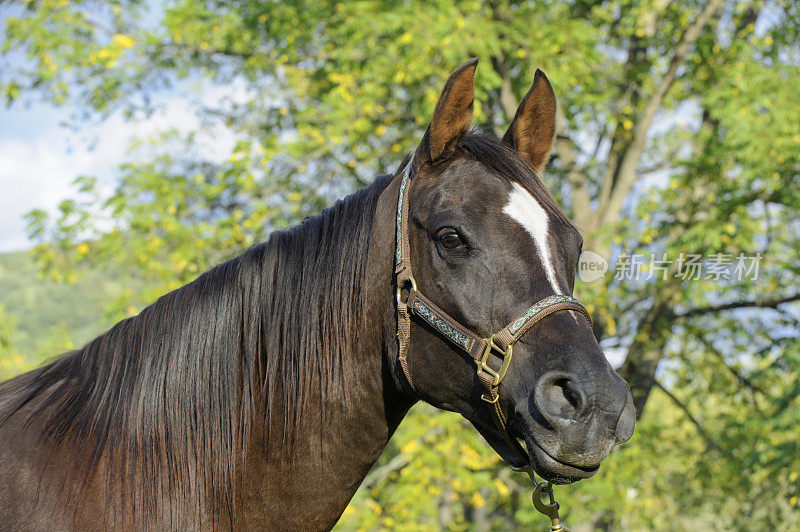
<box><xmin>513</xmin><ymin>370</ymin><xmax>635</xmax><ymax>483</ymax></box>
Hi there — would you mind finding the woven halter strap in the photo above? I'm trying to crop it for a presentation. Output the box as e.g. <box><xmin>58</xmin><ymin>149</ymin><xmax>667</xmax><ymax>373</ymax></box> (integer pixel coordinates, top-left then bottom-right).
<box><xmin>394</xmin><ymin>162</ymin><xmax>592</xmax><ymax>406</ymax></box>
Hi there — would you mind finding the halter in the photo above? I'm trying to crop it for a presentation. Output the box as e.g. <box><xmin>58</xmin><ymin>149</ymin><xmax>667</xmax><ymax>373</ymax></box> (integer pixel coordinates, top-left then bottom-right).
<box><xmin>394</xmin><ymin>162</ymin><xmax>591</xmax><ymax>531</ymax></box>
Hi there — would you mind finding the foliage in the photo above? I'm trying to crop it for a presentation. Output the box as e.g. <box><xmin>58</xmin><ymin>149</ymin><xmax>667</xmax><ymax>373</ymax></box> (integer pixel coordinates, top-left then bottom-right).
<box><xmin>0</xmin><ymin>251</ymin><xmax>143</xmax><ymax>355</ymax></box>
<box><xmin>2</xmin><ymin>0</ymin><xmax>800</xmax><ymax>529</ymax></box>
<box><xmin>0</xmin><ymin>305</ymin><xmax>28</xmax><ymax>381</ymax></box>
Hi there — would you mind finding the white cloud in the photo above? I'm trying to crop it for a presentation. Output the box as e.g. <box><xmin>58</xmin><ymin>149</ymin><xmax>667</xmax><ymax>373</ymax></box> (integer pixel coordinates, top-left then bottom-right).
<box><xmin>0</xmin><ymin>83</ymin><xmax>242</xmax><ymax>252</ymax></box>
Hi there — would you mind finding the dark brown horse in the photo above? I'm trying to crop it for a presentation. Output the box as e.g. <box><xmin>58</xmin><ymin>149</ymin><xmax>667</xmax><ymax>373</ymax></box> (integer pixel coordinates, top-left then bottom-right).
<box><xmin>0</xmin><ymin>60</ymin><xmax>634</xmax><ymax>530</ymax></box>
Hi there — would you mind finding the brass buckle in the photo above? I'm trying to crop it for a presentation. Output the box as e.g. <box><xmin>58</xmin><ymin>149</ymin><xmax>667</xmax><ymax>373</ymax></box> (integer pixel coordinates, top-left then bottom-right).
<box><xmin>476</xmin><ymin>335</ymin><xmax>513</xmax><ymax>388</ymax></box>
<box><xmin>396</xmin><ymin>274</ymin><xmax>417</xmax><ymax>305</ymax></box>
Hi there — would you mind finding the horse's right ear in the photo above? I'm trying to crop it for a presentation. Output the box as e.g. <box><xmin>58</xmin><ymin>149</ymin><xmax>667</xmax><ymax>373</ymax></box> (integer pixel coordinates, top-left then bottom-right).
<box><xmin>414</xmin><ymin>58</ymin><xmax>478</xmax><ymax>168</ymax></box>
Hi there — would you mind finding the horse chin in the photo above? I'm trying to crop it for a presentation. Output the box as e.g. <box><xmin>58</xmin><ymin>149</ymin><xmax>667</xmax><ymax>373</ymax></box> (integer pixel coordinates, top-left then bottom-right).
<box><xmin>523</xmin><ymin>436</ymin><xmax>599</xmax><ymax>485</ymax></box>
<box><xmin>471</xmin><ymin>420</ymin><xmax>599</xmax><ymax>485</ymax></box>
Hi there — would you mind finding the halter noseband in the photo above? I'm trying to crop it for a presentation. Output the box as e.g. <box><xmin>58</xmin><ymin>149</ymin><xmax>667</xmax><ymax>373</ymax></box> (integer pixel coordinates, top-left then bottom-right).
<box><xmin>393</xmin><ymin>161</ymin><xmax>590</xmax><ymax>531</ymax></box>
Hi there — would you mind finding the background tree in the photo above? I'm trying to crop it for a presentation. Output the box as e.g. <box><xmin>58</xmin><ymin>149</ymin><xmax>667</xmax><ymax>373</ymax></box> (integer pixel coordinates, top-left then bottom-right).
<box><xmin>2</xmin><ymin>0</ymin><xmax>799</xmax><ymax>528</ymax></box>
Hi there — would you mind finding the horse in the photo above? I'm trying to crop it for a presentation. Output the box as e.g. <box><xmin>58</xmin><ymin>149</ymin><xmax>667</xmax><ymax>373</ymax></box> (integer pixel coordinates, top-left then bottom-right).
<box><xmin>0</xmin><ymin>59</ymin><xmax>634</xmax><ymax>530</ymax></box>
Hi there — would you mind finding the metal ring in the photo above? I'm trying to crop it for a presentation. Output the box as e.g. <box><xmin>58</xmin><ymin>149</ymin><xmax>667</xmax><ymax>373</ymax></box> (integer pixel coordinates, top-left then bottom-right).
<box><xmin>395</xmin><ymin>274</ymin><xmax>418</xmax><ymax>305</ymax></box>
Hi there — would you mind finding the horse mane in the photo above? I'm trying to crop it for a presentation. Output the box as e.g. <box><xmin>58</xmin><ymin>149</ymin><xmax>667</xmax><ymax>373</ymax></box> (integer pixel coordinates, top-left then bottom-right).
<box><xmin>0</xmin><ymin>171</ymin><xmax>393</xmax><ymax>525</ymax></box>
<box><xmin>0</xmin><ymin>129</ymin><xmax>560</xmax><ymax>526</ymax></box>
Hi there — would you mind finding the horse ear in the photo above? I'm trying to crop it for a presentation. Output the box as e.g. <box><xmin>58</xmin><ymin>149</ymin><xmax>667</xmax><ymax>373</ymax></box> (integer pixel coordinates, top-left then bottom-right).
<box><xmin>502</xmin><ymin>69</ymin><xmax>557</xmax><ymax>173</ymax></box>
<box><xmin>415</xmin><ymin>58</ymin><xmax>478</xmax><ymax>165</ymax></box>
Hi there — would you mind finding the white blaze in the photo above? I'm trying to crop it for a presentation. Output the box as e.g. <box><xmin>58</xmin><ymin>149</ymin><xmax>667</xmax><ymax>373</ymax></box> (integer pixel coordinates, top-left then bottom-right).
<box><xmin>503</xmin><ymin>182</ymin><xmax>563</xmax><ymax>295</ymax></box>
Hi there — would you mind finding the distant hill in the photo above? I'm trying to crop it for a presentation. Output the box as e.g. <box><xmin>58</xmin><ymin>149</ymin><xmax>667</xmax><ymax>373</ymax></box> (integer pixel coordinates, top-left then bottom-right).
<box><xmin>0</xmin><ymin>250</ymin><xmax>142</xmax><ymax>360</ymax></box>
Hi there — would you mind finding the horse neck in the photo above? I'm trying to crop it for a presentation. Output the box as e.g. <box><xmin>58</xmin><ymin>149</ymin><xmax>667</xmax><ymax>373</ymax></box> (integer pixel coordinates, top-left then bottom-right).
<box><xmin>237</xmin><ymin>174</ymin><xmax>415</xmax><ymax>529</ymax></box>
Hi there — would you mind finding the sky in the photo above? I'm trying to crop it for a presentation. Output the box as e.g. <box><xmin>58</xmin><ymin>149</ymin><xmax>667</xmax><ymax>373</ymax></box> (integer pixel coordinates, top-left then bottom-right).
<box><xmin>0</xmin><ymin>103</ymin><xmax>128</xmax><ymax>251</ymax></box>
<box><xmin>0</xmin><ymin>83</ymin><xmax>244</xmax><ymax>252</ymax></box>
<box><xmin>0</xmin><ymin>0</ymin><xmax>209</xmax><ymax>253</ymax></box>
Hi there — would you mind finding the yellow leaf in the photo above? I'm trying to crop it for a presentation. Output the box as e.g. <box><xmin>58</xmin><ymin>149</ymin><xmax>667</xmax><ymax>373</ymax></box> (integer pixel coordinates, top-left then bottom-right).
<box><xmin>112</xmin><ymin>34</ymin><xmax>135</xmax><ymax>50</ymax></box>
<box><xmin>400</xmin><ymin>439</ymin><xmax>419</xmax><ymax>454</ymax></box>
<box><xmin>470</xmin><ymin>492</ymin><xmax>486</xmax><ymax>508</ymax></box>
<box><xmin>494</xmin><ymin>478</ymin><xmax>510</xmax><ymax>498</ymax></box>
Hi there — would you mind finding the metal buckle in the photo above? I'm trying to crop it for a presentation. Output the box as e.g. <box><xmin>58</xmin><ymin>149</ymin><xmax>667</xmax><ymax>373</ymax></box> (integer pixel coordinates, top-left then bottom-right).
<box><xmin>481</xmin><ymin>393</ymin><xmax>499</xmax><ymax>404</ymax></box>
<box><xmin>532</xmin><ymin>480</ymin><xmax>565</xmax><ymax>530</ymax></box>
<box><xmin>396</xmin><ymin>274</ymin><xmax>417</xmax><ymax>305</ymax></box>
<box><xmin>475</xmin><ymin>335</ymin><xmax>513</xmax><ymax>388</ymax></box>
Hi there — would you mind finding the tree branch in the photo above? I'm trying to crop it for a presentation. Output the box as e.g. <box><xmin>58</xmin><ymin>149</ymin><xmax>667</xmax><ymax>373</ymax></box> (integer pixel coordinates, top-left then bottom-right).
<box><xmin>618</xmin><ymin>294</ymin><xmax>678</xmax><ymax>417</ymax></box>
<box><xmin>690</xmin><ymin>328</ymin><xmax>767</xmax><ymax>397</ymax></box>
<box><xmin>554</xmin><ymin>104</ymin><xmax>594</xmax><ymax>234</ymax></box>
<box><xmin>360</xmin><ymin>453</ymin><xmax>410</xmax><ymax>490</ymax></box>
<box><xmin>489</xmin><ymin>54</ymin><xmax>518</xmax><ymax>122</ymax></box>
<box><xmin>677</xmin><ymin>293</ymin><xmax>800</xmax><ymax>319</ymax></box>
<box><xmin>598</xmin><ymin>0</ymin><xmax>725</xmax><ymax>227</ymax></box>
<box><xmin>486</xmin><ymin>1</ymin><xmax>517</xmax><ymax>123</ymax></box>
<box><xmin>654</xmin><ymin>380</ymin><xmax>726</xmax><ymax>454</ymax></box>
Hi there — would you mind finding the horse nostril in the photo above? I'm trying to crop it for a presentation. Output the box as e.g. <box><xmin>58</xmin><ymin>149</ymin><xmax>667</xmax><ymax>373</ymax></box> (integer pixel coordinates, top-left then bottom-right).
<box><xmin>557</xmin><ymin>377</ymin><xmax>584</xmax><ymax>411</ymax></box>
<box><xmin>534</xmin><ymin>371</ymin><xmax>588</xmax><ymax>430</ymax></box>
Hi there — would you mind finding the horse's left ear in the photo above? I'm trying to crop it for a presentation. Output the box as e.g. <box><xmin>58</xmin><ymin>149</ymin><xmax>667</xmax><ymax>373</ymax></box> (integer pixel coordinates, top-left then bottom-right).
<box><xmin>502</xmin><ymin>69</ymin><xmax>557</xmax><ymax>173</ymax></box>
<box><xmin>415</xmin><ymin>58</ymin><xmax>478</xmax><ymax>167</ymax></box>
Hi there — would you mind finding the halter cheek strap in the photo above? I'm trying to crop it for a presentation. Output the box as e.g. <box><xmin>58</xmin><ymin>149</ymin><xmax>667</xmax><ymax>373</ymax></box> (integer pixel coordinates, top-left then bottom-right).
<box><xmin>393</xmin><ymin>162</ymin><xmax>588</xmax><ymax>532</ymax></box>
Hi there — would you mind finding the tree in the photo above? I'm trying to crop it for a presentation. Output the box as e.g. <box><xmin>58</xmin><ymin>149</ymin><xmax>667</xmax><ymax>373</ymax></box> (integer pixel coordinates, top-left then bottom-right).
<box><xmin>2</xmin><ymin>0</ymin><xmax>799</xmax><ymax>528</ymax></box>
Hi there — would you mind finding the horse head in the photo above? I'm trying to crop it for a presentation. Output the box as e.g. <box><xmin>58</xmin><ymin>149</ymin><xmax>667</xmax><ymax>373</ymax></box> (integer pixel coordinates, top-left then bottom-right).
<box><xmin>393</xmin><ymin>59</ymin><xmax>635</xmax><ymax>484</ymax></box>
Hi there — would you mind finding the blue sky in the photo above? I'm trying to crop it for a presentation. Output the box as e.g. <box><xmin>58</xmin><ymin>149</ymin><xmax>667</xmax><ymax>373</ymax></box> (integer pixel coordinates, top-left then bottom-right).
<box><xmin>0</xmin><ymin>81</ymin><xmax>244</xmax><ymax>252</ymax></box>
<box><xmin>0</xmin><ymin>0</ymin><xmax>231</xmax><ymax>253</ymax></box>
<box><xmin>0</xmin><ymin>103</ymin><xmax>124</xmax><ymax>251</ymax></box>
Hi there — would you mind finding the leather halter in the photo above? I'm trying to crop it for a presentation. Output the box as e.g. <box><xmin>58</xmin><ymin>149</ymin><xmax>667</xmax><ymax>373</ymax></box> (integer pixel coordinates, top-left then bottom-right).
<box><xmin>394</xmin><ymin>162</ymin><xmax>591</xmax><ymax>404</ymax></box>
<box><xmin>393</xmin><ymin>161</ymin><xmax>591</xmax><ymax>531</ymax></box>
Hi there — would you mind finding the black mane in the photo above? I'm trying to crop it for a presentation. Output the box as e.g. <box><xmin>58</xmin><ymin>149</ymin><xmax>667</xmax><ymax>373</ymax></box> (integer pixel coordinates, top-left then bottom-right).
<box><xmin>0</xmin><ymin>172</ymin><xmax>393</xmax><ymax>523</ymax></box>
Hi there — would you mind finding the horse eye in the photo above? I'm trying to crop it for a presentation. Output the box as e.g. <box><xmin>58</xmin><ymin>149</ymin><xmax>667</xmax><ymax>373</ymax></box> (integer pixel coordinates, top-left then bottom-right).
<box><xmin>438</xmin><ymin>230</ymin><xmax>463</xmax><ymax>249</ymax></box>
